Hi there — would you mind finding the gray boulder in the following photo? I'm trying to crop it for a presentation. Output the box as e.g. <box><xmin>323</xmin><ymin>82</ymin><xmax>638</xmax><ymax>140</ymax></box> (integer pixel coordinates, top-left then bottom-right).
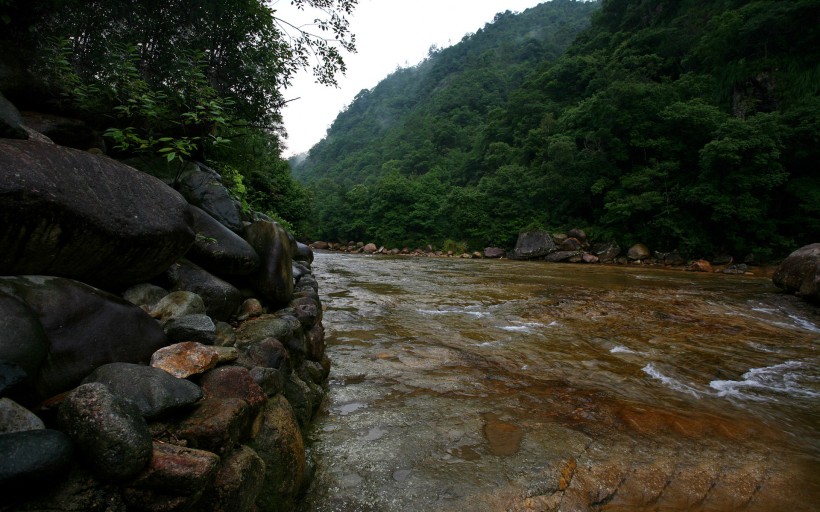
<box><xmin>163</xmin><ymin>314</ymin><xmax>217</xmax><ymax>345</ymax></box>
<box><xmin>58</xmin><ymin>383</ymin><xmax>152</xmax><ymax>481</ymax></box>
<box><xmin>187</xmin><ymin>205</ymin><xmax>260</xmax><ymax>276</ymax></box>
<box><xmin>82</xmin><ymin>363</ymin><xmax>203</xmax><ymax>418</ymax></box>
<box><xmin>0</xmin><ymin>362</ymin><xmax>27</xmax><ymax>395</ymax></box>
<box><xmin>484</xmin><ymin>247</ymin><xmax>505</xmax><ymax>259</ymax></box>
<box><xmin>177</xmin><ymin>165</ymin><xmax>244</xmax><ymax>233</ymax></box>
<box><xmin>0</xmin><ymin>276</ymin><xmax>168</xmax><ymax>404</ymax></box>
<box><xmin>0</xmin><ymin>91</ymin><xmax>26</xmax><ymax>139</ymax></box>
<box><xmin>545</xmin><ymin>251</ymin><xmax>582</xmax><ymax>263</ymax></box>
<box><xmin>122</xmin><ymin>283</ymin><xmax>168</xmax><ymax>309</ymax></box>
<box><xmin>150</xmin><ymin>290</ymin><xmax>206</xmax><ymax>324</ymax></box>
<box><xmin>0</xmin><ymin>290</ymin><xmax>48</xmax><ymax>391</ymax></box>
<box><xmin>591</xmin><ymin>241</ymin><xmax>621</xmax><ymax>262</ymax></box>
<box><xmin>244</xmin><ymin>221</ymin><xmax>295</xmax><ymax>308</ymax></box>
<box><xmin>773</xmin><ymin>243</ymin><xmax>820</xmax><ymax>302</ymax></box>
<box><xmin>294</xmin><ymin>242</ymin><xmax>314</xmax><ymax>264</ymax></box>
<box><xmin>165</xmin><ymin>260</ymin><xmax>242</xmax><ymax>321</ymax></box>
<box><xmin>0</xmin><ymin>429</ymin><xmax>74</xmax><ymax>488</ymax></box>
<box><xmin>510</xmin><ymin>230</ymin><xmax>557</xmax><ymax>260</ymax></box>
<box><xmin>235</xmin><ymin>316</ymin><xmax>295</xmax><ymax>349</ymax></box>
<box><xmin>0</xmin><ymin>140</ymin><xmax>195</xmax><ymax>289</ymax></box>
<box><xmin>627</xmin><ymin>243</ymin><xmax>651</xmax><ymax>260</ymax></box>
<box><xmin>0</xmin><ymin>397</ymin><xmax>45</xmax><ymax>432</ymax></box>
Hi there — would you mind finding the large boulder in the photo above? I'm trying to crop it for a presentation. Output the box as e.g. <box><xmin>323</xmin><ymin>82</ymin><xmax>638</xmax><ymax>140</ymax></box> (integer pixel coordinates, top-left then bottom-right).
<box><xmin>627</xmin><ymin>243</ymin><xmax>651</xmax><ymax>261</ymax></box>
<box><xmin>0</xmin><ymin>91</ymin><xmax>26</xmax><ymax>139</ymax></box>
<box><xmin>0</xmin><ymin>429</ymin><xmax>74</xmax><ymax>489</ymax></box>
<box><xmin>773</xmin><ymin>243</ymin><xmax>820</xmax><ymax>302</ymax></box>
<box><xmin>0</xmin><ymin>140</ymin><xmax>195</xmax><ymax>289</ymax></box>
<box><xmin>250</xmin><ymin>394</ymin><xmax>306</xmax><ymax>512</ymax></box>
<box><xmin>0</xmin><ymin>276</ymin><xmax>169</xmax><ymax>404</ymax></box>
<box><xmin>81</xmin><ymin>363</ymin><xmax>202</xmax><ymax>419</ymax></box>
<box><xmin>187</xmin><ymin>205</ymin><xmax>260</xmax><ymax>276</ymax></box>
<box><xmin>121</xmin><ymin>442</ymin><xmax>220</xmax><ymax>512</ymax></box>
<box><xmin>0</xmin><ymin>290</ymin><xmax>48</xmax><ymax>391</ymax></box>
<box><xmin>58</xmin><ymin>383</ymin><xmax>153</xmax><ymax>481</ymax></box>
<box><xmin>165</xmin><ymin>260</ymin><xmax>242</xmax><ymax>321</ymax></box>
<box><xmin>244</xmin><ymin>221</ymin><xmax>295</xmax><ymax>308</ymax></box>
<box><xmin>509</xmin><ymin>230</ymin><xmax>557</xmax><ymax>260</ymax></box>
<box><xmin>177</xmin><ymin>165</ymin><xmax>244</xmax><ymax>233</ymax></box>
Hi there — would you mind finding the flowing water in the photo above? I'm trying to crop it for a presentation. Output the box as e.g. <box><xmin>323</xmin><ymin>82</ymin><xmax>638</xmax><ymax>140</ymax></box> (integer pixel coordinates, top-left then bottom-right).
<box><xmin>299</xmin><ymin>253</ymin><xmax>819</xmax><ymax>511</ymax></box>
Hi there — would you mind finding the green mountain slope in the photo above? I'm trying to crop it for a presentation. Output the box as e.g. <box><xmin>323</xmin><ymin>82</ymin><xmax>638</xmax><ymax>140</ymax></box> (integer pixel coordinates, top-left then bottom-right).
<box><xmin>293</xmin><ymin>0</ymin><xmax>820</xmax><ymax>260</ymax></box>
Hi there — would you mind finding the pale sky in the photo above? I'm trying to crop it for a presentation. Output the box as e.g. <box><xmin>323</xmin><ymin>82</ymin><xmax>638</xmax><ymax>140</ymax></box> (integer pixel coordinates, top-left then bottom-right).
<box><xmin>275</xmin><ymin>0</ymin><xmax>549</xmax><ymax>157</ymax></box>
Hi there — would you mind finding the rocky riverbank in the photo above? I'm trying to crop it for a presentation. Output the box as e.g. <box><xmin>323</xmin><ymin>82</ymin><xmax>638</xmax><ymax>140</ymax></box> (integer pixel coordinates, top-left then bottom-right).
<box><xmin>1</xmin><ymin>95</ymin><xmax>327</xmax><ymax>511</ymax></box>
<box><xmin>311</xmin><ymin>231</ymin><xmax>820</xmax><ymax>303</ymax></box>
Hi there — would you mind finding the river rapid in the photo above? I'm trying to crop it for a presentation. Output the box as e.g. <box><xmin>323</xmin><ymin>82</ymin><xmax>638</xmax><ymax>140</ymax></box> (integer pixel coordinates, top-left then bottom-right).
<box><xmin>299</xmin><ymin>253</ymin><xmax>819</xmax><ymax>511</ymax></box>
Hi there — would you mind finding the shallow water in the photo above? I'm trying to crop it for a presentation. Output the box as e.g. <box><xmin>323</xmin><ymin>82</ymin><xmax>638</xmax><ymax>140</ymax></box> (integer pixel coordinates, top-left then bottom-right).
<box><xmin>299</xmin><ymin>253</ymin><xmax>819</xmax><ymax>511</ymax></box>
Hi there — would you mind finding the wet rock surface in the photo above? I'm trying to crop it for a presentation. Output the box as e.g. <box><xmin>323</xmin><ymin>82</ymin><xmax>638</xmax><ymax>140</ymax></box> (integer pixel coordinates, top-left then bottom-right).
<box><xmin>58</xmin><ymin>383</ymin><xmax>153</xmax><ymax>481</ymax></box>
<box><xmin>81</xmin><ymin>363</ymin><xmax>202</xmax><ymax>418</ymax></box>
<box><xmin>0</xmin><ymin>276</ymin><xmax>168</xmax><ymax>404</ymax></box>
<box><xmin>150</xmin><ymin>342</ymin><xmax>221</xmax><ymax>379</ymax></box>
<box><xmin>0</xmin><ymin>429</ymin><xmax>73</xmax><ymax>488</ymax></box>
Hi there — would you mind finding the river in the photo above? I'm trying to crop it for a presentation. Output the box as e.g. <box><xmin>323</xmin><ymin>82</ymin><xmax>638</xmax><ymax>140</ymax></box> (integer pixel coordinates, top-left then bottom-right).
<box><xmin>298</xmin><ymin>253</ymin><xmax>819</xmax><ymax>511</ymax></box>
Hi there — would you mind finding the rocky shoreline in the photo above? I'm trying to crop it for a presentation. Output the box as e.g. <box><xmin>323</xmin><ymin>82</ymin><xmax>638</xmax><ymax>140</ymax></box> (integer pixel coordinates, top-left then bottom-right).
<box><xmin>1</xmin><ymin>94</ymin><xmax>328</xmax><ymax>511</ymax></box>
<box><xmin>311</xmin><ymin>233</ymin><xmax>820</xmax><ymax>303</ymax></box>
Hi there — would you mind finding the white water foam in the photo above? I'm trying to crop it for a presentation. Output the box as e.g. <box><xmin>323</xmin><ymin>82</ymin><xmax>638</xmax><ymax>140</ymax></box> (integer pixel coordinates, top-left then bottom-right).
<box><xmin>611</xmin><ymin>345</ymin><xmax>637</xmax><ymax>354</ymax></box>
<box><xmin>642</xmin><ymin>363</ymin><xmax>702</xmax><ymax>398</ymax></box>
<box><xmin>418</xmin><ymin>307</ymin><xmax>489</xmax><ymax>318</ymax></box>
<box><xmin>787</xmin><ymin>314</ymin><xmax>820</xmax><ymax>333</ymax></box>
<box><xmin>710</xmin><ymin>360</ymin><xmax>820</xmax><ymax>401</ymax></box>
<box><xmin>498</xmin><ymin>321</ymin><xmax>558</xmax><ymax>333</ymax></box>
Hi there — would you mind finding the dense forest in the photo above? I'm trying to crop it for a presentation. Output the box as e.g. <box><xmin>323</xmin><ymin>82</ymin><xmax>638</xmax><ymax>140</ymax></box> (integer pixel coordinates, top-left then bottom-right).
<box><xmin>292</xmin><ymin>0</ymin><xmax>820</xmax><ymax>261</ymax></box>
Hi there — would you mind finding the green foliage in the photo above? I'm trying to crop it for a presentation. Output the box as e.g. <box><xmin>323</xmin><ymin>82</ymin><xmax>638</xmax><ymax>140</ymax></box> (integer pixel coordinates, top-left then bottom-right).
<box><xmin>5</xmin><ymin>0</ymin><xmax>356</xmax><ymax>232</ymax></box>
<box><xmin>293</xmin><ymin>0</ymin><xmax>820</xmax><ymax>260</ymax></box>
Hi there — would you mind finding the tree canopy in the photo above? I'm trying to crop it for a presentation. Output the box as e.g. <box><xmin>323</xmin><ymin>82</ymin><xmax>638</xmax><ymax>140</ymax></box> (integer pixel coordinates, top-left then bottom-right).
<box><xmin>292</xmin><ymin>0</ymin><xmax>820</xmax><ymax>260</ymax></box>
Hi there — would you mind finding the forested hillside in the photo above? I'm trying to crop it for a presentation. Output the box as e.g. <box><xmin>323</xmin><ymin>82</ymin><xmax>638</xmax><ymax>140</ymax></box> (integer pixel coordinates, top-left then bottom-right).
<box><xmin>292</xmin><ymin>0</ymin><xmax>820</xmax><ymax>261</ymax></box>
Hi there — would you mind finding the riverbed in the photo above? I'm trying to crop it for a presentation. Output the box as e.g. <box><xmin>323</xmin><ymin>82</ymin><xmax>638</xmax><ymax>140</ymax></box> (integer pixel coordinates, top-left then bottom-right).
<box><xmin>299</xmin><ymin>253</ymin><xmax>819</xmax><ymax>511</ymax></box>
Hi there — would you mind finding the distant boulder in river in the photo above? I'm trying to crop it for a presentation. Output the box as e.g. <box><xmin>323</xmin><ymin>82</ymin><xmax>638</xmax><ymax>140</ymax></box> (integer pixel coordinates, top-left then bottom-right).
<box><xmin>509</xmin><ymin>230</ymin><xmax>557</xmax><ymax>260</ymax></box>
<box><xmin>773</xmin><ymin>243</ymin><xmax>820</xmax><ymax>302</ymax></box>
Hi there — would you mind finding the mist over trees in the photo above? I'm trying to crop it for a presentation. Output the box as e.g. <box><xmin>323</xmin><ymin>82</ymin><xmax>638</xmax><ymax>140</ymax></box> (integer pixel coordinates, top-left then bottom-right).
<box><xmin>292</xmin><ymin>0</ymin><xmax>820</xmax><ymax>261</ymax></box>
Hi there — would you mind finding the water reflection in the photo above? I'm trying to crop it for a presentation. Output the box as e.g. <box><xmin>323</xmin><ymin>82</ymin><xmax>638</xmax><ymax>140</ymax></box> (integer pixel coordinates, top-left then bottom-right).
<box><xmin>300</xmin><ymin>253</ymin><xmax>819</xmax><ymax>511</ymax></box>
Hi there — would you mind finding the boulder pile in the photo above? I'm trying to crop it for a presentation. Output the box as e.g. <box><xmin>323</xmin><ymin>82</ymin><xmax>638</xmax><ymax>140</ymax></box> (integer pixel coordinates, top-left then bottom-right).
<box><xmin>0</xmin><ymin>96</ymin><xmax>326</xmax><ymax>511</ymax></box>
